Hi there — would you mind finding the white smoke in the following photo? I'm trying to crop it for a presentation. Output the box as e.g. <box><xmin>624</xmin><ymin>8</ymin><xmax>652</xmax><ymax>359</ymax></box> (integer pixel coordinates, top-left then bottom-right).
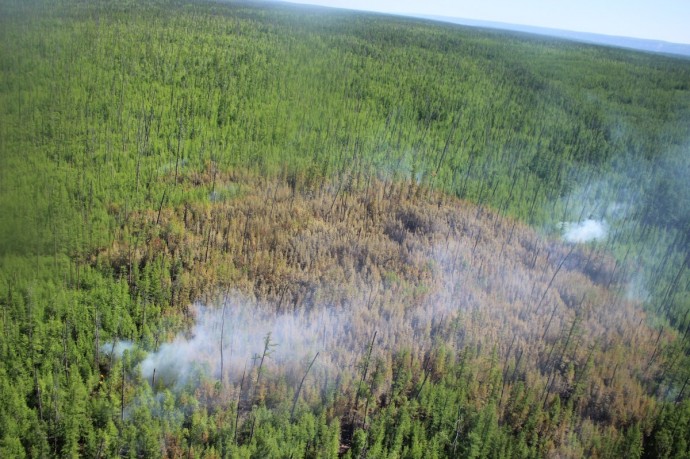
<box><xmin>126</xmin><ymin>286</ymin><xmax>451</xmax><ymax>390</ymax></box>
<box><xmin>562</xmin><ymin>219</ymin><xmax>608</xmax><ymax>243</ymax></box>
<box><xmin>101</xmin><ymin>340</ymin><xmax>134</xmax><ymax>358</ymax></box>
<box><xmin>137</xmin><ymin>297</ymin><xmax>351</xmax><ymax>388</ymax></box>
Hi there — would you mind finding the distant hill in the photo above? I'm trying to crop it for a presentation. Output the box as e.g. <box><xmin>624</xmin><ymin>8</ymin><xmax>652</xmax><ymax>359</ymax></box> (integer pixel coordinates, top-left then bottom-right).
<box><xmin>419</xmin><ymin>15</ymin><xmax>690</xmax><ymax>58</ymax></box>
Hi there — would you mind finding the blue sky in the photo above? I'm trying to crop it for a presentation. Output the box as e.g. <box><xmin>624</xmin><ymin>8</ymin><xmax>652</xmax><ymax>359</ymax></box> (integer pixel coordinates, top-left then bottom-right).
<box><xmin>284</xmin><ymin>0</ymin><xmax>690</xmax><ymax>45</ymax></box>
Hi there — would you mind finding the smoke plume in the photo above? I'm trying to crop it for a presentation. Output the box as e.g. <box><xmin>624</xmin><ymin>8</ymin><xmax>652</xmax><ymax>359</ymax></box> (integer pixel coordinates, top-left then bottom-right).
<box><xmin>138</xmin><ymin>298</ymin><xmax>342</xmax><ymax>387</ymax></box>
<box><xmin>562</xmin><ymin>219</ymin><xmax>608</xmax><ymax>243</ymax></box>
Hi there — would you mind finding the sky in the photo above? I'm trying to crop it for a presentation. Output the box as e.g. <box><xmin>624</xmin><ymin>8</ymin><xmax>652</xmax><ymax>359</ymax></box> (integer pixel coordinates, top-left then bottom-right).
<box><xmin>283</xmin><ymin>0</ymin><xmax>690</xmax><ymax>45</ymax></box>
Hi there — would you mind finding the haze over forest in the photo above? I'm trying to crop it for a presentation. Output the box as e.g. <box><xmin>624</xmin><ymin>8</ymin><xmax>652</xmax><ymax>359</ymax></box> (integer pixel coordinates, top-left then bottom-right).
<box><xmin>1</xmin><ymin>0</ymin><xmax>689</xmax><ymax>457</ymax></box>
<box><xmin>418</xmin><ymin>15</ymin><xmax>690</xmax><ymax>57</ymax></box>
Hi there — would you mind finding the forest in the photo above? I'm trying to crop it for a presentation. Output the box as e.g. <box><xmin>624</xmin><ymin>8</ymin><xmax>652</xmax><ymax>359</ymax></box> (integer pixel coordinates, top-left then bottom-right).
<box><xmin>1</xmin><ymin>0</ymin><xmax>689</xmax><ymax>457</ymax></box>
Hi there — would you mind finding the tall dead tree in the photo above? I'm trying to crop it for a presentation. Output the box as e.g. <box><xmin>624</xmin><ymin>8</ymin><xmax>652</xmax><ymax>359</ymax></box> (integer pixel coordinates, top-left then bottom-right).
<box><xmin>291</xmin><ymin>352</ymin><xmax>320</xmax><ymax>421</ymax></box>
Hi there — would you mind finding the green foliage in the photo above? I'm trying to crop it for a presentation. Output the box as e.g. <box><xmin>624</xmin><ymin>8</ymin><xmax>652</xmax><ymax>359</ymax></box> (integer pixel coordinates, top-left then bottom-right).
<box><xmin>644</xmin><ymin>401</ymin><xmax>690</xmax><ymax>459</ymax></box>
<box><xmin>1</xmin><ymin>0</ymin><xmax>689</xmax><ymax>457</ymax></box>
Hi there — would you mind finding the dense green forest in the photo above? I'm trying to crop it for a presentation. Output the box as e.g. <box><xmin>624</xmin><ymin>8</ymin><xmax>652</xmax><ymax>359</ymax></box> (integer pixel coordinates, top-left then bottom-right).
<box><xmin>1</xmin><ymin>0</ymin><xmax>690</xmax><ymax>457</ymax></box>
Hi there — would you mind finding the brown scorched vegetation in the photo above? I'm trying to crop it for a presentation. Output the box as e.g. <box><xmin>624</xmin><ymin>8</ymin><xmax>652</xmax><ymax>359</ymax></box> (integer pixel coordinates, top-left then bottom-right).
<box><xmin>98</xmin><ymin>167</ymin><xmax>668</xmax><ymax>455</ymax></box>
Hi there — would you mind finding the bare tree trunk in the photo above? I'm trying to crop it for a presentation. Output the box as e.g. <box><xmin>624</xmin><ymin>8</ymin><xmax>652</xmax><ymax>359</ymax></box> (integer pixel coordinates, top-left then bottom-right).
<box><xmin>534</xmin><ymin>244</ymin><xmax>575</xmax><ymax>315</ymax></box>
<box><xmin>121</xmin><ymin>358</ymin><xmax>126</xmax><ymax>422</ymax></box>
<box><xmin>234</xmin><ymin>362</ymin><xmax>247</xmax><ymax>446</ymax></box>
<box><xmin>291</xmin><ymin>352</ymin><xmax>319</xmax><ymax>420</ymax></box>
<box><xmin>156</xmin><ymin>189</ymin><xmax>167</xmax><ymax>226</ymax></box>
<box><xmin>248</xmin><ymin>334</ymin><xmax>274</xmax><ymax>444</ymax></box>
<box><xmin>33</xmin><ymin>366</ymin><xmax>43</xmax><ymax>421</ymax></box>
<box><xmin>351</xmin><ymin>330</ymin><xmax>377</xmax><ymax>439</ymax></box>
<box><xmin>220</xmin><ymin>293</ymin><xmax>228</xmax><ymax>385</ymax></box>
<box><xmin>94</xmin><ymin>313</ymin><xmax>100</xmax><ymax>371</ymax></box>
